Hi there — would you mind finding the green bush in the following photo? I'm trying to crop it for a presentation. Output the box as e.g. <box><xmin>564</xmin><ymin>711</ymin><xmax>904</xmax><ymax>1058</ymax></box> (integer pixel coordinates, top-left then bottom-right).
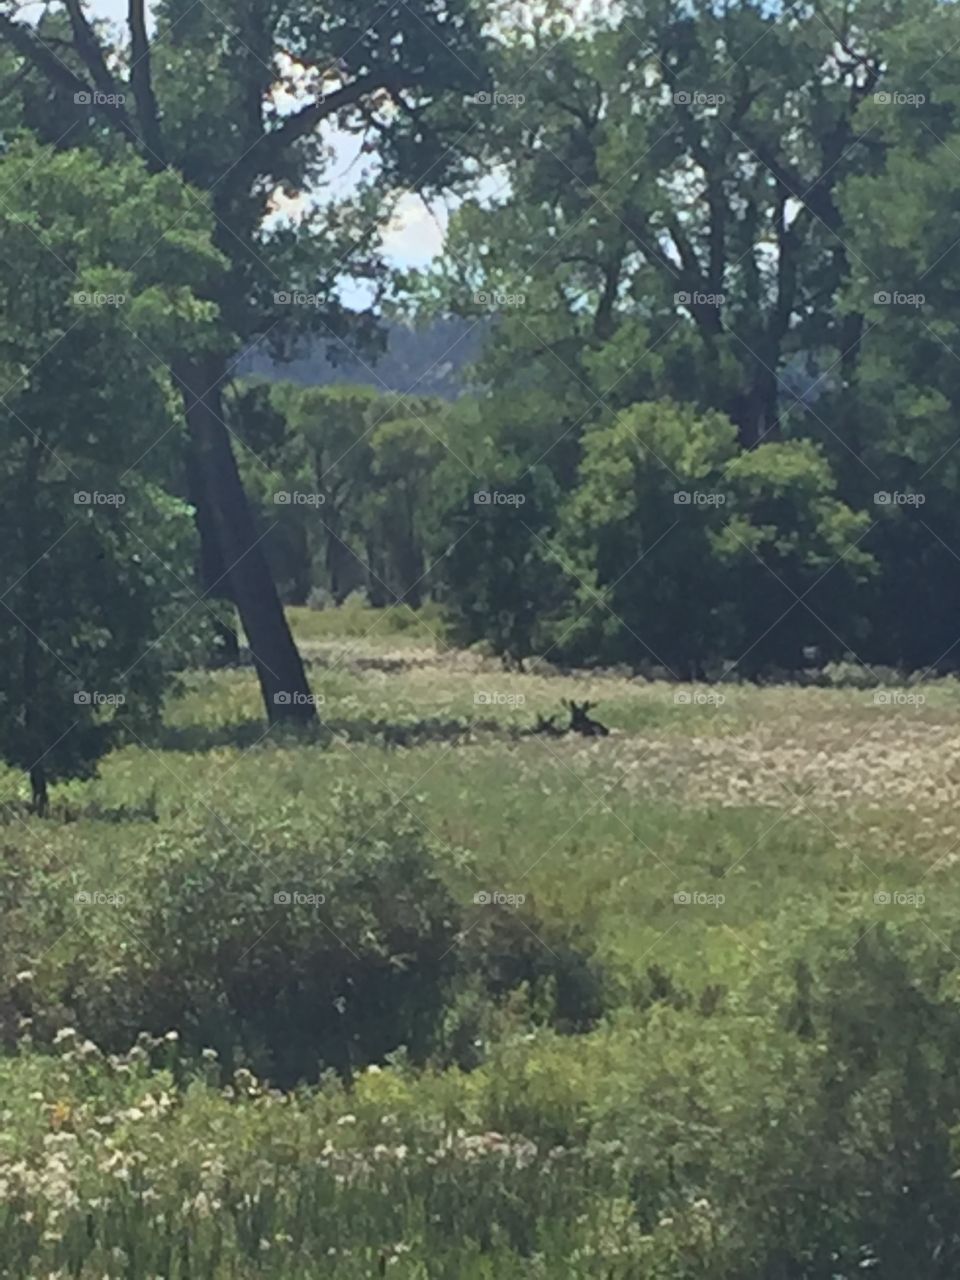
<box><xmin>71</xmin><ymin>802</ymin><xmax>463</xmax><ymax>1084</ymax></box>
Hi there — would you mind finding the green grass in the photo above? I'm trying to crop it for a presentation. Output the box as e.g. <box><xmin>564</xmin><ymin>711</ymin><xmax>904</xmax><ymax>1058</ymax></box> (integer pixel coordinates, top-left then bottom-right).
<box><xmin>1</xmin><ymin>608</ymin><xmax>960</xmax><ymax>1276</ymax></box>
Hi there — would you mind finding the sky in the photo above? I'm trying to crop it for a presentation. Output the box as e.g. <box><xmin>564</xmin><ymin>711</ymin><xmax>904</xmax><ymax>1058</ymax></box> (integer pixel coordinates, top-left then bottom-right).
<box><xmin>83</xmin><ymin>0</ymin><xmax>455</xmax><ymax>279</ymax></box>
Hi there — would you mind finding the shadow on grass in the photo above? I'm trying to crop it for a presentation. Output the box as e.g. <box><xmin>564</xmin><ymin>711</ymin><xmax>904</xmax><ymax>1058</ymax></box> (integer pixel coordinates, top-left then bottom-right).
<box><xmin>0</xmin><ymin>794</ymin><xmax>162</xmax><ymax>825</ymax></box>
<box><xmin>143</xmin><ymin>715</ymin><xmax>513</xmax><ymax>754</ymax></box>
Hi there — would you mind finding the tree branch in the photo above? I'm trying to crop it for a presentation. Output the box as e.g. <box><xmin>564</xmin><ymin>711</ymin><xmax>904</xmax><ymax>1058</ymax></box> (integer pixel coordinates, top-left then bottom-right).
<box><xmin>127</xmin><ymin>0</ymin><xmax>166</xmax><ymax>165</ymax></box>
<box><xmin>0</xmin><ymin>11</ymin><xmax>147</xmax><ymax>158</ymax></box>
<box><xmin>62</xmin><ymin>0</ymin><xmax>120</xmax><ymax>102</ymax></box>
<box><xmin>234</xmin><ymin>72</ymin><xmax>412</xmax><ymax>185</ymax></box>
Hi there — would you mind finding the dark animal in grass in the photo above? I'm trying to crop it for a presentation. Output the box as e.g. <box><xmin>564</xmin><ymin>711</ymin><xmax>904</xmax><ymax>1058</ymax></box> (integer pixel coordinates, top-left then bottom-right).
<box><xmin>532</xmin><ymin>712</ymin><xmax>569</xmax><ymax>738</ymax></box>
<box><xmin>563</xmin><ymin>699</ymin><xmax>610</xmax><ymax>738</ymax></box>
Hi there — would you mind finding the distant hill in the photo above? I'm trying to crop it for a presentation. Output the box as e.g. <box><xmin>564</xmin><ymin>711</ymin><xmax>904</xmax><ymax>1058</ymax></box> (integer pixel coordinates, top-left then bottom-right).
<box><xmin>237</xmin><ymin>317</ymin><xmax>488</xmax><ymax>399</ymax></box>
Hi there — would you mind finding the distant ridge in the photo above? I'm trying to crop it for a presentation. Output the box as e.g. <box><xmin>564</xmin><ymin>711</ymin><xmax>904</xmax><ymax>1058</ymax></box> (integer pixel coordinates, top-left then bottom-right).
<box><xmin>237</xmin><ymin>316</ymin><xmax>487</xmax><ymax>399</ymax></box>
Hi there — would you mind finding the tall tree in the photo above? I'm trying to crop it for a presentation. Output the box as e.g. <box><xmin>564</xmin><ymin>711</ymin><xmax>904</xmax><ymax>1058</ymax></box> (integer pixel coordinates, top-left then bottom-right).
<box><xmin>410</xmin><ymin>0</ymin><xmax>930</xmax><ymax>446</ymax></box>
<box><xmin>0</xmin><ymin>142</ymin><xmax>220</xmax><ymax>809</ymax></box>
<box><xmin>0</xmin><ymin>0</ymin><xmax>490</xmax><ymax>720</ymax></box>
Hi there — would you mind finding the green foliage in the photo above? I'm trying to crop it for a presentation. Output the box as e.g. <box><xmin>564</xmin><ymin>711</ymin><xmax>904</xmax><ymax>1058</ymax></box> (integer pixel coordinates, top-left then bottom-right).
<box><xmin>543</xmin><ymin>402</ymin><xmax>874</xmax><ymax>674</ymax></box>
<box><xmin>0</xmin><ymin>143</ymin><xmax>222</xmax><ymax>799</ymax></box>
<box><xmin>234</xmin><ymin>383</ymin><xmax>448</xmax><ymax>606</ymax></box>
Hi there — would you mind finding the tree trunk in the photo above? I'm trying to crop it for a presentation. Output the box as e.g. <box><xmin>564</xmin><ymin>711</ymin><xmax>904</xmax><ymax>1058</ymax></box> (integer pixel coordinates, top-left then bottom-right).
<box><xmin>29</xmin><ymin>765</ymin><xmax>48</xmax><ymax>817</ymax></box>
<box><xmin>185</xmin><ymin>444</ymin><xmax>240</xmax><ymax>666</ymax></box>
<box><xmin>174</xmin><ymin>353</ymin><xmax>315</xmax><ymax>723</ymax></box>
<box><xmin>21</xmin><ymin>440</ymin><xmax>49</xmax><ymax>814</ymax></box>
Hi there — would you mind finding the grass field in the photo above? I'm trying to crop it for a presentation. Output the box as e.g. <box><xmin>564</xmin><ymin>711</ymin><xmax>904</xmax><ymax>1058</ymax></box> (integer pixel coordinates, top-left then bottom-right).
<box><xmin>2</xmin><ymin>604</ymin><xmax>960</xmax><ymax>1277</ymax></box>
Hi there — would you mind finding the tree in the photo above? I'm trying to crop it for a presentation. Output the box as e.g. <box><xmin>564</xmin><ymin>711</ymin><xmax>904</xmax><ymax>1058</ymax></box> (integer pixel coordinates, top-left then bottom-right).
<box><xmin>550</xmin><ymin>400</ymin><xmax>738</xmax><ymax>675</ymax></box>
<box><xmin>429</xmin><ymin>397</ymin><xmax>569</xmax><ymax>667</ymax></box>
<box><xmin>0</xmin><ymin>0</ymin><xmax>491</xmax><ymax>721</ymax></box>
<box><xmin>828</xmin><ymin>1</ymin><xmax>960</xmax><ymax>669</ymax></box>
<box><xmin>0</xmin><ymin>143</ymin><xmax>220</xmax><ymax>809</ymax></box>
<box><xmin>408</xmin><ymin>0</ymin><xmax>934</xmax><ymax>446</ymax></box>
<box><xmin>547</xmin><ymin>401</ymin><xmax>874</xmax><ymax>675</ymax></box>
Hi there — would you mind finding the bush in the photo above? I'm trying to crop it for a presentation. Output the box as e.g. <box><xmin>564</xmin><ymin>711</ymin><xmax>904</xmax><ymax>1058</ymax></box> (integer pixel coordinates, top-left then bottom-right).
<box><xmin>51</xmin><ymin>798</ymin><xmax>466</xmax><ymax>1085</ymax></box>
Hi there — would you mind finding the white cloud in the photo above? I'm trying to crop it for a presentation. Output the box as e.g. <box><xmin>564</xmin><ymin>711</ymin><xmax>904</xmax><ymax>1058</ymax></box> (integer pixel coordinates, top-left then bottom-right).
<box><xmin>381</xmin><ymin>195</ymin><xmax>447</xmax><ymax>267</ymax></box>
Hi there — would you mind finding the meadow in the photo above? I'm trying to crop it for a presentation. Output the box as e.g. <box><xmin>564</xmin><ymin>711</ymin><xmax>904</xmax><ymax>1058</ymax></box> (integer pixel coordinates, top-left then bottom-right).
<box><xmin>2</xmin><ymin>603</ymin><xmax>960</xmax><ymax>1278</ymax></box>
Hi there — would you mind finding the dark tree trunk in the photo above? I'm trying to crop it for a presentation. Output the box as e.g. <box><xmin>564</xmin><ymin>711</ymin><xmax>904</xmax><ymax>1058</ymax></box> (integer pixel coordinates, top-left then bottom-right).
<box><xmin>365</xmin><ymin>539</ymin><xmax>391</xmax><ymax>607</ymax></box>
<box><xmin>396</xmin><ymin>497</ymin><xmax>424</xmax><ymax>607</ymax></box>
<box><xmin>21</xmin><ymin>440</ymin><xmax>49</xmax><ymax>814</ymax></box>
<box><xmin>728</xmin><ymin>359</ymin><xmax>781</xmax><ymax>448</ymax></box>
<box><xmin>185</xmin><ymin>444</ymin><xmax>240</xmax><ymax>666</ymax></box>
<box><xmin>174</xmin><ymin>353</ymin><xmax>314</xmax><ymax>723</ymax></box>
<box><xmin>30</xmin><ymin>765</ymin><xmax>48</xmax><ymax>817</ymax></box>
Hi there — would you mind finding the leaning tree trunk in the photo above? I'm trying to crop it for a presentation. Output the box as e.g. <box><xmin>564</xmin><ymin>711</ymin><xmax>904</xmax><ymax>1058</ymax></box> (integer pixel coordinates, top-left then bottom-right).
<box><xmin>174</xmin><ymin>353</ymin><xmax>315</xmax><ymax>724</ymax></box>
<box><xmin>185</xmin><ymin>444</ymin><xmax>239</xmax><ymax>666</ymax></box>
